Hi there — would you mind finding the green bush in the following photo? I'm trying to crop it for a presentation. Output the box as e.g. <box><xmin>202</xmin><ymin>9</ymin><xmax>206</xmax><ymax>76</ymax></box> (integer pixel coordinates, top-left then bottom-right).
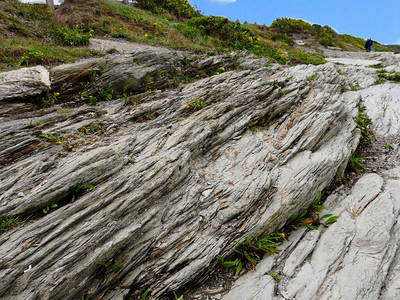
<box><xmin>19</xmin><ymin>50</ymin><xmax>44</xmax><ymax>66</ymax></box>
<box><xmin>187</xmin><ymin>16</ymin><xmax>257</xmax><ymax>49</ymax></box>
<box><xmin>271</xmin><ymin>18</ymin><xmax>337</xmax><ymax>48</ymax></box>
<box><xmin>288</xmin><ymin>50</ymin><xmax>326</xmax><ymax>65</ymax></box>
<box><xmin>270</xmin><ymin>33</ymin><xmax>294</xmax><ymax>46</ymax></box>
<box><xmin>135</xmin><ymin>0</ymin><xmax>200</xmax><ymax>19</ymax></box>
<box><xmin>56</xmin><ymin>26</ymin><xmax>93</xmax><ymax>46</ymax></box>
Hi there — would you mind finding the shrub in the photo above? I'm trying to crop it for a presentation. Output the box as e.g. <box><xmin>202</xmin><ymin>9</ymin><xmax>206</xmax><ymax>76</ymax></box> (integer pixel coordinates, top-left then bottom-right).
<box><xmin>135</xmin><ymin>0</ymin><xmax>200</xmax><ymax>19</ymax></box>
<box><xmin>288</xmin><ymin>50</ymin><xmax>326</xmax><ymax>65</ymax></box>
<box><xmin>270</xmin><ymin>33</ymin><xmax>294</xmax><ymax>46</ymax></box>
<box><xmin>56</xmin><ymin>26</ymin><xmax>93</xmax><ymax>47</ymax></box>
<box><xmin>19</xmin><ymin>50</ymin><xmax>44</xmax><ymax>66</ymax></box>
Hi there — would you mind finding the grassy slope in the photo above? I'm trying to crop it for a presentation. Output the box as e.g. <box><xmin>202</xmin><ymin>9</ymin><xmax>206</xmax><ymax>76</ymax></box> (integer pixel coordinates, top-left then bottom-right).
<box><xmin>0</xmin><ymin>0</ymin><xmax>392</xmax><ymax>72</ymax></box>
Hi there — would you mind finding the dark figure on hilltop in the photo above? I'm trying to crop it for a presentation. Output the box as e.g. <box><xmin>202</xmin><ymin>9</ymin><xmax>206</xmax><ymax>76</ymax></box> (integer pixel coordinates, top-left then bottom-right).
<box><xmin>365</xmin><ymin>38</ymin><xmax>373</xmax><ymax>52</ymax></box>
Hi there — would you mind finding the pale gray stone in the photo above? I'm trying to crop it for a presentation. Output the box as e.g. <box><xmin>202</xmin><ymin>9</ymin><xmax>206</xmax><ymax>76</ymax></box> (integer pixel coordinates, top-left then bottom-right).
<box><xmin>0</xmin><ymin>66</ymin><xmax>50</xmax><ymax>102</ymax></box>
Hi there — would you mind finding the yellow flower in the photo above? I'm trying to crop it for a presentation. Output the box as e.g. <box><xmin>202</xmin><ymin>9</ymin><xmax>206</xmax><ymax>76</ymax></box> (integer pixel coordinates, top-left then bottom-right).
<box><xmin>248</xmin><ymin>36</ymin><xmax>253</xmax><ymax>42</ymax></box>
<box><xmin>55</xmin><ymin>92</ymin><xmax>60</xmax><ymax>96</ymax></box>
<box><xmin>75</xmin><ymin>24</ymin><xmax>79</xmax><ymax>28</ymax></box>
<box><xmin>64</xmin><ymin>19</ymin><xmax>68</xmax><ymax>22</ymax></box>
<box><xmin>256</xmin><ymin>37</ymin><xmax>261</xmax><ymax>41</ymax></box>
<box><xmin>220</xmin><ymin>67</ymin><xmax>225</xmax><ymax>71</ymax></box>
<box><xmin>144</xmin><ymin>34</ymin><xmax>148</xmax><ymax>37</ymax></box>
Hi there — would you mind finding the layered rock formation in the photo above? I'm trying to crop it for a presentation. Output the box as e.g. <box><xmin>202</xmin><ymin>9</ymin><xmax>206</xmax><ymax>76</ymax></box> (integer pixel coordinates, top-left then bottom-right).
<box><xmin>0</xmin><ymin>48</ymin><xmax>398</xmax><ymax>299</ymax></box>
<box><xmin>222</xmin><ymin>52</ymin><xmax>400</xmax><ymax>300</ymax></box>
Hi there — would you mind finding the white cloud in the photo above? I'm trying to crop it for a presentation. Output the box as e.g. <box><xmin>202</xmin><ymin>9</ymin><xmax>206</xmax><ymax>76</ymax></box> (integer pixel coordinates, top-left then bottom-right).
<box><xmin>210</xmin><ymin>0</ymin><xmax>236</xmax><ymax>3</ymax></box>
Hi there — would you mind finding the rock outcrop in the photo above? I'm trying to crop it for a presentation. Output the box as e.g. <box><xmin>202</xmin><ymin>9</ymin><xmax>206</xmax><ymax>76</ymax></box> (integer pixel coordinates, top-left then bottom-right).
<box><xmin>222</xmin><ymin>52</ymin><xmax>400</xmax><ymax>300</ymax></box>
<box><xmin>0</xmin><ymin>66</ymin><xmax>50</xmax><ymax>102</ymax></box>
<box><xmin>223</xmin><ymin>169</ymin><xmax>400</xmax><ymax>300</ymax></box>
<box><xmin>0</xmin><ymin>48</ymin><xmax>397</xmax><ymax>299</ymax></box>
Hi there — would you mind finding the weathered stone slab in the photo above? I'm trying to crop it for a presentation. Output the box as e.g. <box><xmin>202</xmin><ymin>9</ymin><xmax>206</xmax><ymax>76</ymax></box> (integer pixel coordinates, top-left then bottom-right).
<box><xmin>0</xmin><ymin>66</ymin><xmax>50</xmax><ymax>102</ymax></box>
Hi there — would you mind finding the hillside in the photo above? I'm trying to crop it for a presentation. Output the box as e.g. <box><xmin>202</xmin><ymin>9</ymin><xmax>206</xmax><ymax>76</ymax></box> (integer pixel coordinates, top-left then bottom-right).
<box><xmin>0</xmin><ymin>0</ymin><xmax>392</xmax><ymax>71</ymax></box>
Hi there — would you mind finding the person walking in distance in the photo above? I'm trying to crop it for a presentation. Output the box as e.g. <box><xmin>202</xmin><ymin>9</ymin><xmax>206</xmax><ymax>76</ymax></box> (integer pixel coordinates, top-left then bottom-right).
<box><xmin>365</xmin><ymin>38</ymin><xmax>373</xmax><ymax>52</ymax></box>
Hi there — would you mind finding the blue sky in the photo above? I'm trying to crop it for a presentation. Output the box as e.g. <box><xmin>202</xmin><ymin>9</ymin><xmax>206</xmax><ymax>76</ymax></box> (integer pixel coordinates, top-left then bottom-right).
<box><xmin>189</xmin><ymin>0</ymin><xmax>400</xmax><ymax>45</ymax></box>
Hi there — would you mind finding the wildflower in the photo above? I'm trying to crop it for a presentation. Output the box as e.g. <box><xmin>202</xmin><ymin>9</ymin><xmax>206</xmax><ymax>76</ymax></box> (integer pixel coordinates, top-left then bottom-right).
<box><xmin>144</xmin><ymin>33</ymin><xmax>148</xmax><ymax>37</ymax></box>
<box><xmin>248</xmin><ymin>36</ymin><xmax>253</xmax><ymax>42</ymax></box>
<box><xmin>220</xmin><ymin>67</ymin><xmax>225</xmax><ymax>72</ymax></box>
<box><xmin>75</xmin><ymin>24</ymin><xmax>79</xmax><ymax>28</ymax></box>
<box><xmin>55</xmin><ymin>92</ymin><xmax>60</xmax><ymax>96</ymax></box>
<box><xmin>64</xmin><ymin>19</ymin><xmax>68</xmax><ymax>22</ymax></box>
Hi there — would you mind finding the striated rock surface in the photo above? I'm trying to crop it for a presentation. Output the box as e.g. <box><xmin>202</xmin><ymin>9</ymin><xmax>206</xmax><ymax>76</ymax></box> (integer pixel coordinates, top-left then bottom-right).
<box><xmin>0</xmin><ymin>66</ymin><xmax>50</xmax><ymax>102</ymax></box>
<box><xmin>224</xmin><ymin>169</ymin><xmax>400</xmax><ymax>300</ymax></box>
<box><xmin>0</xmin><ymin>48</ymin><xmax>397</xmax><ymax>299</ymax></box>
<box><xmin>222</xmin><ymin>53</ymin><xmax>400</xmax><ymax>300</ymax></box>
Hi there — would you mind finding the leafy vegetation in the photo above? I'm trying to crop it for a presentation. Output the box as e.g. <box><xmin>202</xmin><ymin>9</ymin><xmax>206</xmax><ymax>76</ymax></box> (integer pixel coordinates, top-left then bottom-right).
<box><xmin>376</xmin><ymin>69</ymin><xmax>400</xmax><ymax>83</ymax></box>
<box><xmin>0</xmin><ymin>216</ymin><xmax>20</xmax><ymax>232</ymax></box>
<box><xmin>348</xmin><ymin>153</ymin><xmax>366</xmax><ymax>175</ymax></box>
<box><xmin>0</xmin><ymin>0</ymin><xmax>391</xmax><ymax>72</ymax></box>
<box><xmin>287</xmin><ymin>192</ymin><xmax>339</xmax><ymax>230</ymax></box>
<box><xmin>354</xmin><ymin>105</ymin><xmax>374</xmax><ymax>145</ymax></box>
<box><xmin>217</xmin><ymin>232</ymin><xmax>285</xmax><ymax>275</ymax></box>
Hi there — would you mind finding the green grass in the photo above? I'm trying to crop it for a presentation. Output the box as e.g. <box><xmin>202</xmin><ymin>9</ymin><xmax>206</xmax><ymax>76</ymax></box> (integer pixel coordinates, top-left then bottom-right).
<box><xmin>0</xmin><ymin>216</ymin><xmax>20</xmax><ymax>232</ymax></box>
<box><xmin>0</xmin><ymin>0</ymin><xmax>392</xmax><ymax>72</ymax></box>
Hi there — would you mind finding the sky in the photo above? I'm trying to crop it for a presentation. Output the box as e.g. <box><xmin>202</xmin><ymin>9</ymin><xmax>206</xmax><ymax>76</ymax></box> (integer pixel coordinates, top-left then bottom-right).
<box><xmin>189</xmin><ymin>0</ymin><xmax>400</xmax><ymax>45</ymax></box>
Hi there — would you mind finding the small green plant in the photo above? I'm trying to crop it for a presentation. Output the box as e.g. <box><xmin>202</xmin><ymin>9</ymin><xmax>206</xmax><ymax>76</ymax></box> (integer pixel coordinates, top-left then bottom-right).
<box><xmin>141</xmin><ymin>289</ymin><xmax>150</xmax><ymax>300</ymax></box>
<box><xmin>98</xmin><ymin>88</ymin><xmax>115</xmax><ymax>101</ymax></box>
<box><xmin>267</xmin><ymin>271</ymin><xmax>281</xmax><ymax>282</ymax></box>
<box><xmin>57</xmin><ymin>26</ymin><xmax>93</xmax><ymax>46</ymax></box>
<box><xmin>307</xmin><ymin>74</ymin><xmax>318</xmax><ymax>81</ymax></box>
<box><xmin>71</xmin><ymin>182</ymin><xmax>95</xmax><ymax>203</ymax></box>
<box><xmin>19</xmin><ymin>50</ymin><xmax>44</xmax><ymax>66</ymax></box>
<box><xmin>188</xmin><ymin>98</ymin><xmax>206</xmax><ymax>111</ymax></box>
<box><xmin>26</xmin><ymin>120</ymin><xmax>43</xmax><ymax>128</ymax></box>
<box><xmin>128</xmin><ymin>158</ymin><xmax>136</xmax><ymax>164</ymax></box>
<box><xmin>348</xmin><ymin>153</ymin><xmax>366</xmax><ymax>175</ymax></box>
<box><xmin>98</xmin><ymin>261</ymin><xmax>123</xmax><ymax>271</ymax></box>
<box><xmin>383</xmin><ymin>143</ymin><xmax>394</xmax><ymax>150</ymax></box>
<box><xmin>349</xmin><ymin>81</ymin><xmax>361</xmax><ymax>91</ymax></box>
<box><xmin>377</xmin><ymin>69</ymin><xmax>400</xmax><ymax>83</ymax></box>
<box><xmin>79</xmin><ymin>124</ymin><xmax>105</xmax><ymax>135</ymax></box>
<box><xmin>218</xmin><ymin>233</ymin><xmax>284</xmax><ymax>274</ymax></box>
<box><xmin>81</xmin><ymin>91</ymin><xmax>98</xmax><ymax>105</ymax></box>
<box><xmin>43</xmin><ymin>203</ymin><xmax>58</xmax><ymax>214</ymax></box>
<box><xmin>42</xmin><ymin>92</ymin><xmax>60</xmax><ymax>106</ymax></box>
<box><xmin>247</xmin><ymin>120</ymin><xmax>258</xmax><ymax>132</ymax></box>
<box><xmin>210</xmin><ymin>67</ymin><xmax>226</xmax><ymax>76</ymax></box>
<box><xmin>288</xmin><ymin>192</ymin><xmax>339</xmax><ymax>229</ymax></box>
<box><xmin>40</xmin><ymin>132</ymin><xmax>73</xmax><ymax>151</ymax></box>
<box><xmin>174</xmin><ymin>293</ymin><xmax>184</xmax><ymax>300</ymax></box>
<box><xmin>0</xmin><ymin>216</ymin><xmax>20</xmax><ymax>232</ymax></box>
<box><xmin>354</xmin><ymin>105</ymin><xmax>373</xmax><ymax>145</ymax></box>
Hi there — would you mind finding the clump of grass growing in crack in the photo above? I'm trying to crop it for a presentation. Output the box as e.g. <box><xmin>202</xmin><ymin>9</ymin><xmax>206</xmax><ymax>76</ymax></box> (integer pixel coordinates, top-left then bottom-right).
<box><xmin>71</xmin><ymin>182</ymin><xmax>96</xmax><ymax>203</ymax></box>
<box><xmin>43</xmin><ymin>203</ymin><xmax>58</xmax><ymax>214</ymax></box>
<box><xmin>287</xmin><ymin>192</ymin><xmax>339</xmax><ymax>230</ymax></box>
<box><xmin>267</xmin><ymin>270</ymin><xmax>281</xmax><ymax>282</ymax></box>
<box><xmin>354</xmin><ymin>105</ymin><xmax>373</xmax><ymax>145</ymax></box>
<box><xmin>187</xmin><ymin>98</ymin><xmax>206</xmax><ymax>111</ymax></box>
<box><xmin>217</xmin><ymin>232</ymin><xmax>285</xmax><ymax>275</ymax></box>
<box><xmin>247</xmin><ymin>120</ymin><xmax>258</xmax><ymax>132</ymax></box>
<box><xmin>348</xmin><ymin>153</ymin><xmax>366</xmax><ymax>175</ymax></box>
<box><xmin>0</xmin><ymin>216</ymin><xmax>20</xmax><ymax>232</ymax></box>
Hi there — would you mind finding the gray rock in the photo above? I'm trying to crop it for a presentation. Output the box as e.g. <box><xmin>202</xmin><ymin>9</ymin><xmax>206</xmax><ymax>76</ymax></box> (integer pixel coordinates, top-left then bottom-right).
<box><xmin>0</xmin><ymin>66</ymin><xmax>50</xmax><ymax>102</ymax></box>
<box><xmin>1</xmin><ymin>48</ymin><xmax>395</xmax><ymax>299</ymax></box>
